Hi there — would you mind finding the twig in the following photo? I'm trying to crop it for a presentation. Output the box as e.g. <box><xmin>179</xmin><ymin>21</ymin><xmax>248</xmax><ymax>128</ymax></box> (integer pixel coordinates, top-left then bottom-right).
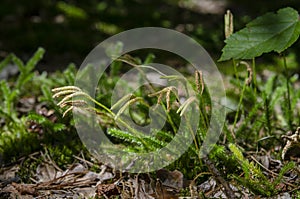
<box><xmin>249</xmin><ymin>155</ymin><xmax>297</xmax><ymax>188</ymax></box>
<box><xmin>203</xmin><ymin>156</ymin><xmax>236</xmax><ymax>199</ymax></box>
<box><xmin>73</xmin><ymin>154</ymin><xmax>94</xmax><ymax>167</ymax></box>
<box><xmin>249</xmin><ymin>155</ymin><xmax>278</xmax><ymax>177</ymax></box>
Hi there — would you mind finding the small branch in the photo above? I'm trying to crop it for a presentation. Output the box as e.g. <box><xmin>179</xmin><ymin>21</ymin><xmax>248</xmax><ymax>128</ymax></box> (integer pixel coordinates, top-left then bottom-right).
<box><xmin>203</xmin><ymin>156</ymin><xmax>236</xmax><ymax>199</ymax></box>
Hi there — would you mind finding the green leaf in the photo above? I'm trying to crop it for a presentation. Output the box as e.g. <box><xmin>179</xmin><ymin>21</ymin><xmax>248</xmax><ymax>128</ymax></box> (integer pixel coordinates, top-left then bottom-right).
<box><xmin>25</xmin><ymin>47</ymin><xmax>45</xmax><ymax>72</ymax></box>
<box><xmin>57</xmin><ymin>1</ymin><xmax>87</xmax><ymax>19</ymax></box>
<box><xmin>11</xmin><ymin>54</ymin><xmax>25</xmax><ymax>72</ymax></box>
<box><xmin>16</xmin><ymin>73</ymin><xmax>34</xmax><ymax>89</ymax></box>
<box><xmin>41</xmin><ymin>84</ymin><xmax>53</xmax><ymax>102</ymax></box>
<box><xmin>15</xmin><ymin>48</ymin><xmax>45</xmax><ymax>89</ymax></box>
<box><xmin>107</xmin><ymin>128</ymin><xmax>142</xmax><ymax>145</ymax></box>
<box><xmin>63</xmin><ymin>63</ymin><xmax>76</xmax><ymax>84</ymax></box>
<box><xmin>228</xmin><ymin>143</ymin><xmax>244</xmax><ymax>162</ymax></box>
<box><xmin>219</xmin><ymin>7</ymin><xmax>300</xmax><ymax>61</ymax></box>
<box><xmin>53</xmin><ymin>123</ymin><xmax>66</xmax><ymax>132</ymax></box>
<box><xmin>0</xmin><ymin>54</ymin><xmax>12</xmax><ymax>73</ymax></box>
<box><xmin>144</xmin><ymin>53</ymin><xmax>155</xmax><ymax>64</ymax></box>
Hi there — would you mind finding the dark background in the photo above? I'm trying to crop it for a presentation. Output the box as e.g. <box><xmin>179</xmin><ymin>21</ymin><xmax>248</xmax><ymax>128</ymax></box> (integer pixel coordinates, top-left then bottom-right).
<box><xmin>0</xmin><ymin>0</ymin><xmax>299</xmax><ymax>71</ymax></box>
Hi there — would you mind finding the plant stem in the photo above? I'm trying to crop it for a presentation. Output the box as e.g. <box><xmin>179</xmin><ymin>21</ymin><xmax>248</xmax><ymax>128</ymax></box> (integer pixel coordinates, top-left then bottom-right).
<box><xmin>264</xmin><ymin>95</ymin><xmax>271</xmax><ymax>135</ymax></box>
<box><xmin>283</xmin><ymin>54</ymin><xmax>292</xmax><ymax>130</ymax></box>
<box><xmin>232</xmin><ymin>59</ymin><xmax>238</xmax><ymax>80</ymax></box>
<box><xmin>252</xmin><ymin>58</ymin><xmax>257</xmax><ymax>94</ymax></box>
<box><xmin>84</xmin><ymin>93</ymin><xmax>114</xmax><ymax>116</ymax></box>
<box><xmin>82</xmin><ymin>92</ymin><xmax>154</xmax><ymax>148</ymax></box>
<box><xmin>233</xmin><ymin>79</ymin><xmax>247</xmax><ymax>130</ymax></box>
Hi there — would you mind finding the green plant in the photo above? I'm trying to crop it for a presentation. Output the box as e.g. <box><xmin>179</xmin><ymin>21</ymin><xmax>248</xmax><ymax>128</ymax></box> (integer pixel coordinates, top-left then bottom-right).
<box><xmin>50</xmin><ymin>8</ymin><xmax>300</xmax><ymax>194</ymax></box>
<box><xmin>219</xmin><ymin>7</ymin><xmax>300</xmax><ymax>61</ymax></box>
<box><xmin>217</xmin><ymin>8</ymin><xmax>300</xmax><ymax>152</ymax></box>
<box><xmin>52</xmin><ymin>53</ymin><xmax>213</xmax><ymax>178</ymax></box>
<box><xmin>0</xmin><ymin>48</ymin><xmax>46</xmax><ymax>161</ymax></box>
<box><xmin>0</xmin><ymin>48</ymin><xmax>84</xmax><ymax>168</ymax></box>
<box><xmin>228</xmin><ymin>143</ymin><xmax>295</xmax><ymax>196</ymax></box>
<box><xmin>213</xmin><ymin>7</ymin><xmax>300</xmax><ymax>196</ymax></box>
<box><xmin>1</xmin><ymin>6</ymin><xmax>299</xmax><ymax>197</ymax></box>
<box><xmin>220</xmin><ymin>7</ymin><xmax>300</xmax><ymax>131</ymax></box>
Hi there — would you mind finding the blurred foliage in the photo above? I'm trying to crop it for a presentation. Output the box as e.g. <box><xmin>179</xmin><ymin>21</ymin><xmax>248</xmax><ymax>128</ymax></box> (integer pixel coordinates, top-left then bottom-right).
<box><xmin>0</xmin><ymin>0</ymin><xmax>300</xmax><ymax>70</ymax></box>
<box><xmin>1</xmin><ymin>0</ymin><xmax>299</xmax><ymax>71</ymax></box>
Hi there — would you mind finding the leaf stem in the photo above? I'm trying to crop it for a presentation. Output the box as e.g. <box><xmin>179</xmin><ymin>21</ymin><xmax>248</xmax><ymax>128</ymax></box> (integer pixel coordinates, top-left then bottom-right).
<box><xmin>233</xmin><ymin>81</ymin><xmax>246</xmax><ymax>130</ymax></box>
<box><xmin>252</xmin><ymin>58</ymin><xmax>257</xmax><ymax>94</ymax></box>
<box><xmin>283</xmin><ymin>54</ymin><xmax>292</xmax><ymax>130</ymax></box>
<box><xmin>232</xmin><ymin>59</ymin><xmax>238</xmax><ymax>80</ymax></box>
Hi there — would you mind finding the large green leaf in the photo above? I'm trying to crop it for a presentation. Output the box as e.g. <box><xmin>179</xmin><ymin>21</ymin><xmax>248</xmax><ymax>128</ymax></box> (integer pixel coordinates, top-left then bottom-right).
<box><xmin>219</xmin><ymin>7</ymin><xmax>300</xmax><ymax>61</ymax></box>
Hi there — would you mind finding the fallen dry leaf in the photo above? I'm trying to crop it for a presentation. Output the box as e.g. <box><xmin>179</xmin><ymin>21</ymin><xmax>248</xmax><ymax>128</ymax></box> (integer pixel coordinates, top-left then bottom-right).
<box><xmin>12</xmin><ymin>182</ymin><xmax>37</xmax><ymax>196</ymax></box>
<box><xmin>96</xmin><ymin>183</ymin><xmax>119</xmax><ymax>197</ymax></box>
